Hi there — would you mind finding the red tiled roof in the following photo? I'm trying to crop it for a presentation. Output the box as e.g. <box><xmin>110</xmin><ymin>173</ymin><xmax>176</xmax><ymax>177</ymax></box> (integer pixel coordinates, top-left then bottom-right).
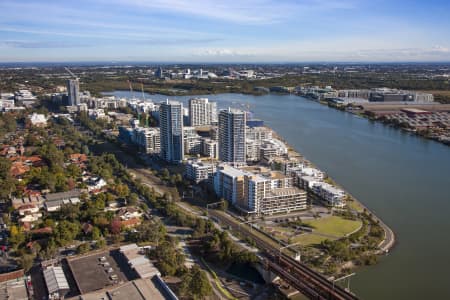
<box><xmin>9</xmin><ymin>155</ymin><xmax>43</xmax><ymax>165</ymax></box>
<box><xmin>69</xmin><ymin>153</ymin><xmax>88</xmax><ymax>162</ymax></box>
<box><xmin>30</xmin><ymin>227</ymin><xmax>53</xmax><ymax>235</ymax></box>
<box><xmin>26</xmin><ymin>156</ymin><xmax>42</xmax><ymax>163</ymax></box>
<box><xmin>10</xmin><ymin>162</ymin><xmax>30</xmax><ymax>177</ymax></box>
<box><xmin>17</xmin><ymin>204</ymin><xmax>37</xmax><ymax>210</ymax></box>
<box><xmin>23</xmin><ymin>189</ymin><xmax>41</xmax><ymax>197</ymax></box>
<box><xmin>120</xmin><ymin>218</ymin><xmax>141</xmax><ymax>228</ymax></box>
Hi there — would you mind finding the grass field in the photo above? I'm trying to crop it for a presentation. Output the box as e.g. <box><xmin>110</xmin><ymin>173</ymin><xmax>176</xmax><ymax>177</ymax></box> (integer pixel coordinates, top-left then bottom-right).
<box><xmin>346</xmin><ymin>200</ymin><xmax>364</xmax><ymax>212</ymax></box>
<box><xmin>291</xmin><ymin>234</ymin><xmax>330</xmax><ymax>246</ymax></box>
<box><xmin>271</xmin><ymin>216</ymin><xmax>363</xmax><ymax>246</ymax></box>
<box><xmin>304</xmin><ymin>216</ymin><xmax>362</xmax><ymax>237</ymax></box>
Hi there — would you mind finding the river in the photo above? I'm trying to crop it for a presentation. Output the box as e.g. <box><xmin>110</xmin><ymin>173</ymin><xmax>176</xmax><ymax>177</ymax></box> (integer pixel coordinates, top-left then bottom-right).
<box><xmin>105</xmin><ymin>91</ymin><xmax>450</xmax><ymax>300</ymax></box>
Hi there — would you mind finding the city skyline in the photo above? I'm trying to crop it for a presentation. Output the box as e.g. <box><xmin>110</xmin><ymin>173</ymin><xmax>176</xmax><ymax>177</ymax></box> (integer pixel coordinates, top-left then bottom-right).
<box><xmin>1</xmin><ymin>0</ymin><xmax>450</xmax><ymax>63</ymax></box>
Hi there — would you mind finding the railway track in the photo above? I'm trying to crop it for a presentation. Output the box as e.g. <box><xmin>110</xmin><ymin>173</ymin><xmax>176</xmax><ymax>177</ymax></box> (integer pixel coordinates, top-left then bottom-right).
<box><xmin>209</xmin><ymin>210</ymin><xmax>358</xmax><ymax>300</ymax></box>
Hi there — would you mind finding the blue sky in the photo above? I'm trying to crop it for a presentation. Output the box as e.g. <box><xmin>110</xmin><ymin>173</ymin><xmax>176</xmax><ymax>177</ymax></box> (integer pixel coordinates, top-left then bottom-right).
<box><xmin>1</xmin><ymin>0</ymin><xmax>450</xmax><ymax>62</ymax></box>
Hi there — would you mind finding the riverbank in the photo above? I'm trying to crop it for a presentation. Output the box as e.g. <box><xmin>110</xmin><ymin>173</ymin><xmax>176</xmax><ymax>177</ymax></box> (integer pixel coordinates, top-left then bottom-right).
<box><xmin>299</xmin><ymin>94</ymin><xmax>450</xmax><ymax>147</ymax></box>
<box><xmin>104</xmin><ymin>90</ymin><xmax>450</xmax><ymax>299</ymax></box>
<box><xmin>270</xmin><ymin>128</ymin><xmax>396</xmax><ymax>255</ymax></box>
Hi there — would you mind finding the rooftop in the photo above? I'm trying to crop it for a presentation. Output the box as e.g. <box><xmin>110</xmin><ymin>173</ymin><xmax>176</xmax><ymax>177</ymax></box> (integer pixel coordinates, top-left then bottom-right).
<box><xmin>67</xmin><ymin>277</ymin><xmax>173</xmax><ymax>300</ymax></box>
<box><xmin>68</xmin><ymin>250</ymin><xmax>136</xmax><ymax>294</ymax></box>
<box><xmin>45</xmin><ymin>189</ymin><xmax>82</xmax><ymax>202</ymax></box>
<box><xmin>269</xmin><ymin>187</ymin><xmax>305</xmax><ymax>196</ymax></box>
<box><xmin>43</xmin><ymin>266</ymin><xmax>70</xmax><ymax>294</ymax></box>
<box><xmin>218</xmin><ymin>165</ymin><xmax>249</xmax><ymax>178</ymax></box>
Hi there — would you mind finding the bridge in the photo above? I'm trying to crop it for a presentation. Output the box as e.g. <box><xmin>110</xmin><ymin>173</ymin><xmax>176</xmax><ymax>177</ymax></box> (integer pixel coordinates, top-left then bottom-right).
<box><xmin>209</xmin><ymin>210</ymin><xmax>359</xmax><ymax>300</ymax></box>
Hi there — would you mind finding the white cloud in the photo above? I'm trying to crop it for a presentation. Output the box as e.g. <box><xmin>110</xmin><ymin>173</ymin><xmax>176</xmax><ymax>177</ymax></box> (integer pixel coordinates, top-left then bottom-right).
<box><xmin>110</xmin><ymin>0</ymin><xmax>356</xmax><ymax>24</ymax></box>
<box><xmin>194</xmin><ymin>48</ymin><xmax>253</xmax><ymax>57</ymax></box>
<box><xmin>187</xmin><ymin>44</ymin><xmax>450</xmax><ymax>62</ymax></box>
<box><xmin>429</xmin><ymin>45</ymin><xmax>450</xmax><ymax>53</ymax></box>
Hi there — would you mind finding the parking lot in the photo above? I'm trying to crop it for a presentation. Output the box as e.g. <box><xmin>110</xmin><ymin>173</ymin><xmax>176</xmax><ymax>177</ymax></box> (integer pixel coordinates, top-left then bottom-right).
<box><xmin>68</xmin><ymin>249</ymin><xmax>137</xmax><ymax>294</ymax></box>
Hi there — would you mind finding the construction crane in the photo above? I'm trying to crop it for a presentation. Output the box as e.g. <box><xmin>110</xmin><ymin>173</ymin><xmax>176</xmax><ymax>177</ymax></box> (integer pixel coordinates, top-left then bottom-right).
<box><xmin>127</xmin><ymin>80</ymin><xmax>135</xmax><ymax>99</ymax></box>
<box><xmin>141</xmin><ymin>82</ymin><xmax>145</xmax><ymax>100</ymax></box>
<box><xmin>64</xmin><ymin>67</ymin><xmax>78</xmax><ymax>80</ymax></box>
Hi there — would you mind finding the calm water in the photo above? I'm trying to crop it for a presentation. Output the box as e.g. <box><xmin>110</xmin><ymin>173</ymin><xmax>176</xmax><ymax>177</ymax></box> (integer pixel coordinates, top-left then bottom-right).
<box><xmin>106</xmin><ymin>91</ymin><xmax>450</xmax><ymax>300</ymax></box>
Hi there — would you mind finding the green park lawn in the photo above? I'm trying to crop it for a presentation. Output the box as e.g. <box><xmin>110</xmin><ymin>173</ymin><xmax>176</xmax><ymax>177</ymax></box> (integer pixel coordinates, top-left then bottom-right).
<box><xmin>346</xmin><ymin>199</ymin><xmax>364</xmax><ymax>212</ymax></box>
<box><xmin>291</xmin><ymin>233</ymin><xmax>330</xmax><ymax>246</ymax></box>
<box><xmin>304</xmin><ymin>216</ymin><xmax>362</xmax><ymax>238</ymax></box>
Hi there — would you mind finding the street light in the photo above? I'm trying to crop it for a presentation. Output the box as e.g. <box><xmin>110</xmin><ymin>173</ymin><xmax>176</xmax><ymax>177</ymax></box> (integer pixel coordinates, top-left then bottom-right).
<box><xmin>237</xmin><ymin>219</ymin><xmax>257</xmax><ymax>232</ymax></box>
<box><xmin>333</xmin><ymin>273</ymin><xmax>355</xmax><ymax>292</ymax></box>
<box><xmin>278</xmin><ymin>241</ymin><xmax>303</xmax><ymax>258</ymax></box>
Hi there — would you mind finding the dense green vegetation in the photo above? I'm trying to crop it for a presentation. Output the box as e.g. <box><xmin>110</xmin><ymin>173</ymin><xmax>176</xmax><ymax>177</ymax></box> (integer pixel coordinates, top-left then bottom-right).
<box><xmin>2</xmin><ymin>65</ymin><xmax>449</xmax><ymax>103</ymax></box>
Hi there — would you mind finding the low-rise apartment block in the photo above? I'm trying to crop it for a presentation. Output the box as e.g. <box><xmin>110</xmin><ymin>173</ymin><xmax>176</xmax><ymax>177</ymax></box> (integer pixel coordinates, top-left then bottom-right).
<box><xmin>311</xmin><ymin>182</ymin><xmax>345</xmax><ymax>208</ymax></box>
<box><xmin>185</xmin><ymin>160</ymin><xmax>216</xmax><ymax>183</ymax></box>
<box><xmin>214</xmin><ymin>165</ymin><xmax>307</xmax><ymax>215</ymax></box>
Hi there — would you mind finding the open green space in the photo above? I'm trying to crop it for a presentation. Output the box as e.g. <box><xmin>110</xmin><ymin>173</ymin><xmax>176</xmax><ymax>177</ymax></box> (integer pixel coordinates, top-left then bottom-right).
<box><xmin>291</xmin><ymin>234</ymin><xmax>330</xmax><ymax>246</ymax></box>
<box><xmin>346</xmin><ymin>200</ymin><xmax>364</xmax><ymax>212</ymax></box>
<box><xmin>304</xmin><ymin>216</ymin><xmax>362</xmax><ymax>237</ymax></box>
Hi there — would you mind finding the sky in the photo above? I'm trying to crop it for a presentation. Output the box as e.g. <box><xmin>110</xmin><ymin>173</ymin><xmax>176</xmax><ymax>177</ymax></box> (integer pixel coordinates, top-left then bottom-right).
<box><xmin>1</xmin><ymin>0</ymin><xmax>450</xmax><ymax>63</ymax></box>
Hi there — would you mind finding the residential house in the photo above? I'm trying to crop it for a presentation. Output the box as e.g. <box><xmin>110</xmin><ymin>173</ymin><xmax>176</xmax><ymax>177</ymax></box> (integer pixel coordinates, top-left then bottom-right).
<box><xmin>44</xmin><ymin>189</ymin><xmax>82</xmax><ymax>212</ymax></box>
<box><xmin>12</xmin><ymin>195</ymin><xmax>44</xmax><ymax>209</ymax></box>
<box><xmin>120</xmin><ymin>218</ymin><xmax>142</xmax><ymax>229</ymax></box>
<box><xmin>117</xmin><ymin>207</ymin><xmax>143</xmax><ymax>221</ymax></box>
<box><xmin>28</xmin><ymin>113</ymin><xmax>47</xmax><ymax>127</ymax></box>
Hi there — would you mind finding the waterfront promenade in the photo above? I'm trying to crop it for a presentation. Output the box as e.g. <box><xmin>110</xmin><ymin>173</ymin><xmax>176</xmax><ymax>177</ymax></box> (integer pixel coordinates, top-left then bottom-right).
<box><xmin>271</xmin><ymin>128</ymin><xmax>396</xmax><ymax>254</ymax></box>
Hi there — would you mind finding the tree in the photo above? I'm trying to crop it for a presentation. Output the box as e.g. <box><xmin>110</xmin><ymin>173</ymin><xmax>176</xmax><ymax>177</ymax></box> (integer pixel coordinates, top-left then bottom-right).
<box><xmin>1</xmin><ymin>213</ymin><xmax>10</xmax><ymax>227</ymax></box>
<box><xmin>193</xmin><ymin>218</ymin><xmax>206</xmax><ymax>238</ymax></box>
<box><xmin>151</xmin><ymin>240</ymin><xmax>185</xmax><ymax>276</ymax></box>
<box><xmin>82</xmin><ymin>145</ymin><xmax>90</xmax><ymax>155</ymax></box>
<box><xmin>95</xmin><ymin>238</ymin><xmax>107</xmax><ymax>249</ymax></box>
<box><xmin>54</xmin><ymin>220</ymin><xmax>80</xmax><ymax>246</ymax></box>
<box><xmin>60</xmin><ymin>203</ymin><xmax>80</xmax><ymax>221</ymax></box>
<box><xmin>0</xmin><ymin>113</ymin><xmax>16</xmax><ymax>134</ymax></box>
<box><xmin>31</xmin><ymin>242</ymin><xmax>42</xmax><ymax>256</ymax></box>
<box><xmin>40</xmin><ymin>238</ymin><xmax>57</xmax><ymax>260</ymax></box>
<box><xmin>179</xmin><ymin>265</ymin><xmax>212</xmax><ymax>300</ymax></box>
<box><xmin>9</xmin><ymin>225</ymin><xmax>25</xmax><ymax>248</ymax></box>
<box><xmin>91</xmin><ymin>226</ymin><xmax>102</xmax><ymax>240</ymax></box>
<box><xmin>67</xmin><ymin>178</ymin><xmax>76</xmax><ymax>190</ymax></box>
<box><xmin>77</xmin><ymin>243</ymin><xmax>91</xmax><ymax>254</ymax></box>
<box><xmin>41</xmin><ymin>143</ymin><xmax>65</xmax><ymax>171</ymax></box>
<box><xmin>128</xmin><ymin>193</ymin><xmax>139</xmax><ymax>206</ymax></box>
<box><xmin>161</xmin><ymin>168</ymin><xmax>170</xmax><ymax>180</ymax></box>
<box><xmin>0</xmin><ymin>157</ymin><xmax>15</xmax><ymax>199</ymax></box>
<box><xmin>110</xmin><ymin>218</ymin><xmax>122</xmax><ymax>235</ymax></box>
<box><xmin>115</xmin><ymin>184</ymin><xmax>129</xmax><ymax>198</ymax></box>
<box><xmin>19</xmin><ymin>254</ymin><xmax>35</xmax><ymax>273</ymax></box>
<box><xmin>130</xmin><ymin>221</ymin><xmax>166</xmax><ymax>244</ymax></box>
<box><xmin>93</xmin><ymin>194</ymin><xmax>106</xmax><ymax>210</ymax></box>
<box><xmin>66</xmin><ymin>164</ymin><xmax>81</xmax><ymax>178</ymax></box>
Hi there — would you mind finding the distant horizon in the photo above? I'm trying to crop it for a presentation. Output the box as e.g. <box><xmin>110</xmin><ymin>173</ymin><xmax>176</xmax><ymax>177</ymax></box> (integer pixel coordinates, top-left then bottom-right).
<box><xmin>1</xmin><ymin>1</ymin><xmax>450</xmax><ymax>62</ymax></box>
<box><xmin>1</xmin><ymin>60</ymin><xmax>450</xmax><ymax>67</ymax></box>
